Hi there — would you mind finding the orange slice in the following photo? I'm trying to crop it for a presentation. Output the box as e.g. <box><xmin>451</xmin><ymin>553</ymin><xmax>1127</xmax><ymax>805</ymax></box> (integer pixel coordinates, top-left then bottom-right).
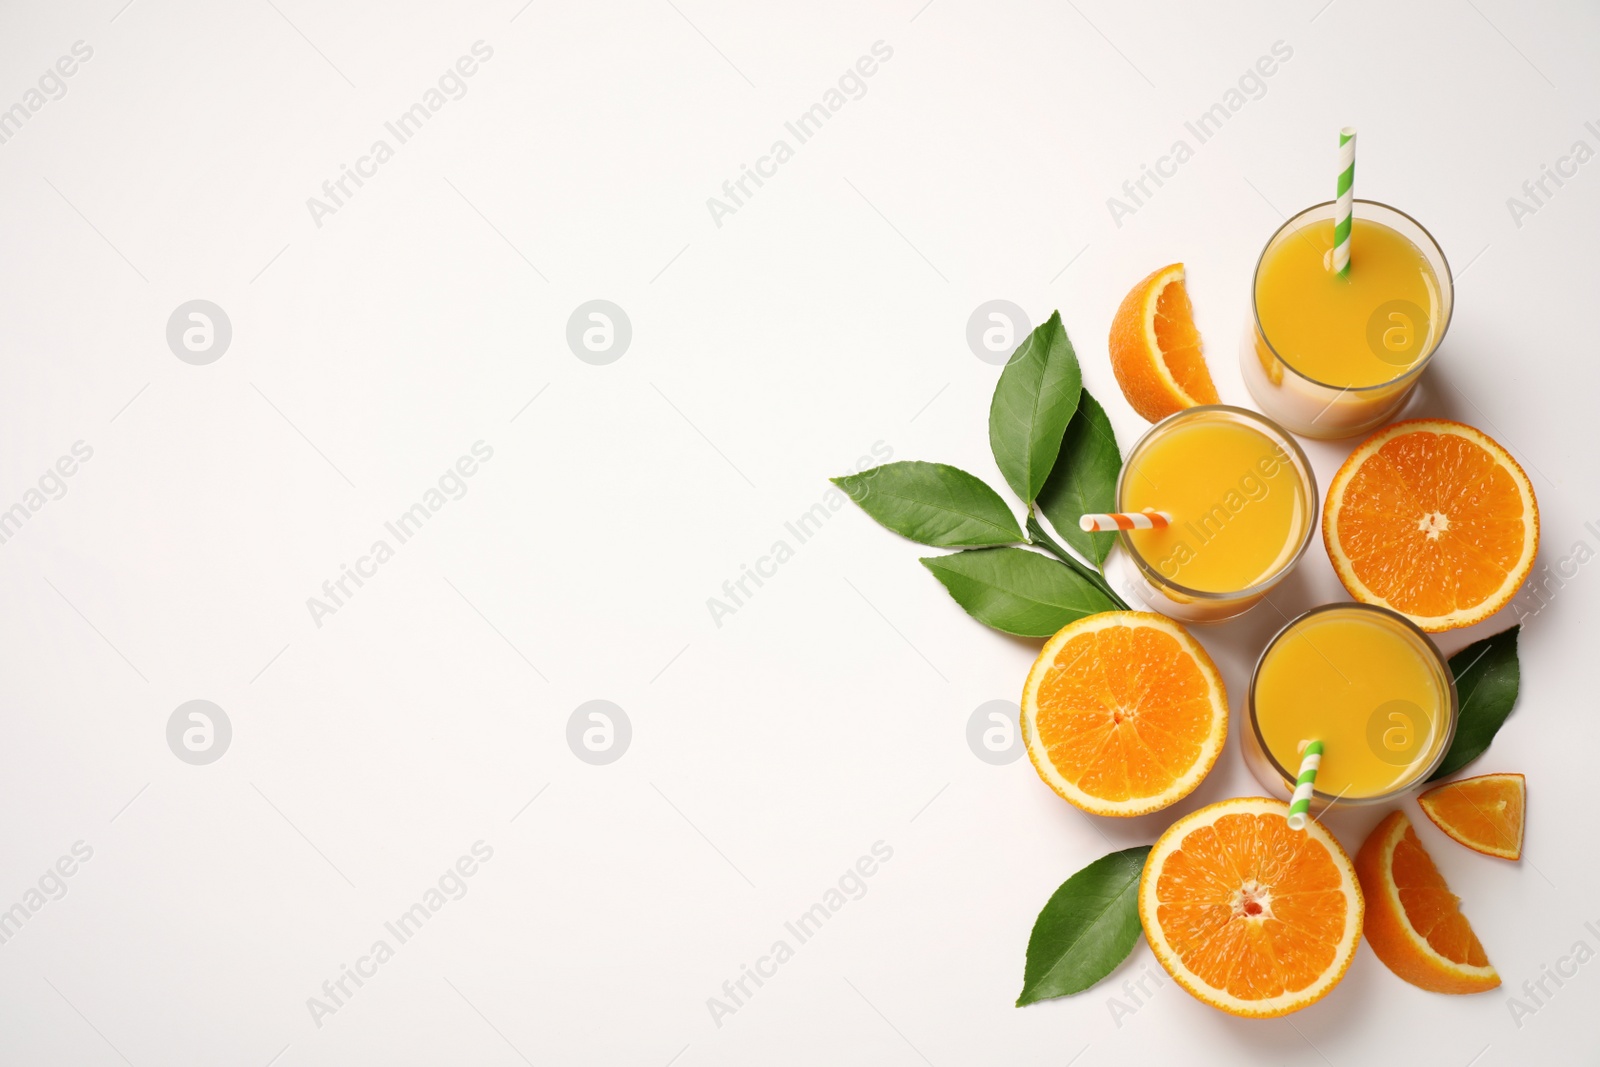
<box><xmin>1021</xmin><ymin>611</ymin><xmax>1226</xmax><ymax>817</ymax></box>
<box><xmin>1108</xmin><ymin>263</ymin><xmax>1220</xmax><ymax>422</ymax></box>
<box><xmin>1355</xmin><ymin>810</ymin><xmax>1500</xmax><ymax>993</ymax></box>
<box><xmin>1139</xmin><ymin>797</ymin><xmax>1363</xmax><ymax>1017</ymax></box>
<box><xmin>1418</xmin><ymin>773</ymin><xmax>1525</xmax><ymax>861</ymax></box>
<box><xmin>1323</xmin><ymin>419</ymin><xmax>1539</xmax><ymax>631</ymax></box>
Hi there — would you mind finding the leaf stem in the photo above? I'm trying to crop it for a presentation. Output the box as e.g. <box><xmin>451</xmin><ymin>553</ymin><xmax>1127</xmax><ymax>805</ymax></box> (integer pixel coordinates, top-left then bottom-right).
<box><xmin>1026</xmin><ymin>515</ymin><xmax>1130</xmax><ymax>611</ymax></box>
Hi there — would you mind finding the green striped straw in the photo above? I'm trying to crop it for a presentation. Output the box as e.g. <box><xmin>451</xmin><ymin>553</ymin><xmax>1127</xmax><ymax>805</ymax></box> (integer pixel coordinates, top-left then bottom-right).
<box><xmin>1333</xmin><ymin>127</ymin><xmax>1356</xmax><ymax>278</ymax></box>
<box><xmin>1286</xmin><ymin>740</ymin><xmax>1323</xmax><ymax>830</ymax></box>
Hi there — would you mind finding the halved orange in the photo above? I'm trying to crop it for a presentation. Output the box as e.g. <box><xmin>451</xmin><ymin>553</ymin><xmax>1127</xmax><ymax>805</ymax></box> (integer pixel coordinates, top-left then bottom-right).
<box><xmin>1021</xmin><ymin>612</ymin><xmax>1226</xmax><ymax>817</ymax></box>
<box><xmin>1108</xmin><ymin>263</ymin><xmax>1220</xmax><ymax>422</ymax></box>
<box><xmin>1323</xmin><ymin>419</ymin><xmax>1539</xmax><ymax>631</ymax></box>
<box><xmin>1418</xmin><ymin>773</ymin><xmax>1525</xmax><ymax>861</ymax></box>
<box><xmin>1139</xmin><ymin>797</ymin><xmax>1363</xmax><ymax>1017</ymax></box>
<box><xmin>1355</xmin><ymin>810</ymin><xmax>1500</xmax><ymax>993</ymax></box>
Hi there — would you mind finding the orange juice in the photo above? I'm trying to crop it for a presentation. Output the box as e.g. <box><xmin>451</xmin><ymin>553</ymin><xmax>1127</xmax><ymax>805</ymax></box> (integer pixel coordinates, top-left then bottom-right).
<box><xmin>1241</xmin><ymin>200</ymin><xmax>1453</xmax><ymax>439</ymax></box>
<box><xmin>1255</xmin><ymin>217</ymin><xmax>1442</xmax><ymax>388</ymax></box>
<box><xmin>1120</xmin><ymin>410</ymin><xmax>1309</xmax><ymax>594</ymax></box>
<box><xmin>1247</xmin><ymin>605</ymin><xmax>1455</xmax><ymax>801</ymax></box>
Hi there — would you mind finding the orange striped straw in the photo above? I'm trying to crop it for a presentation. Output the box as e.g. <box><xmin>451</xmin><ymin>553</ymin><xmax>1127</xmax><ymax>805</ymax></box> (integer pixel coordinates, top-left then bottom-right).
<box><xmin>1078</xmin><ymin>510</ymin><xmax>1171</xmax><ymax>533</ymax></box>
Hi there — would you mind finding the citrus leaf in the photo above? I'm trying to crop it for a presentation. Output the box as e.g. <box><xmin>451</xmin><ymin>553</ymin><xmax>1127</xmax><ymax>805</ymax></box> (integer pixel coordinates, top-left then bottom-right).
<box><xmin>919</xmin><ymin>547</ymin><xmax>1117</xmax><ymax>638</ymax></box>
<box><xmin>1025</xmin><ymin>515</ymin><xmax>1130</xmax><ymax>611</ymax></box>
<box><xmin>1037</xmin><ymin>390</ymin><xmax>1122</xmax><ymax>567</ymax></box>
<box><xmin>832</xmin><ymin>462</ymin><xmax>1022</xmax><ymax>547</ymax></box>
<box><xmin>1430</xmin><ymin>626</ymin><xmax>1521</xmax><ymax>781</ymax></box>
<box><xmin>988</xmin><ymin>311</ymin><xmax>1082</xmax><ymax>505</ymax></box>
<box><xmin>1017</xmin><ymin>846</ymin><xmax>1151</xmax><ymax>1005</ymax></box>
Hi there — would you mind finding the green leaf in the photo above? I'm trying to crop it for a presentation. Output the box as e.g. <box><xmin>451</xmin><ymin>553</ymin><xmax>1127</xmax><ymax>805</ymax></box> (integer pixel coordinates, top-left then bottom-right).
<box><xmin>919</xmin><ymin>547</ymin><xmax>1117</xmax><ymax>638</ymax></box>
<box><xmin>831</xmin><ymin>462</ymin><xmax>1022</xmax><ymax>547</ymax></box>
<box><xmin>1036</xmin><ymin>390</ymin><xmax>1122</xmax><ymax>567</ymax></box>
<box><xmin>1430</xmin><ymin>626</ymin><xmax>1521</xmax><ymax>781</ymax></box>
<box><xmin>1017</xmin><ymin>846</ymin><xmax>1151</xmax><ymax>1005</ymax></box>
<box><xmin>1024</xmin><ymin>515</ymin><xmax>1130</xmax><ymax>611</ymax></box>
<box><xmin>988</xmin><ymin>311</ymin><xmax>1083</xmax><ymax>505</ymax></box>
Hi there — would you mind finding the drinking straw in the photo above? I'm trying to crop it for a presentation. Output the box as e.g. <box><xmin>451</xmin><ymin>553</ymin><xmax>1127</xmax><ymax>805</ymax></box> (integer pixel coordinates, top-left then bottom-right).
<box><xmin>1286</xmin><ymin>740</ymin><xmax>1324</xmax><ymax>831</ymax></box>
<box><xmin>1078</xmin><ymin>510</ymin><xmax>1172</xmax><ymax>533</ymax></box>
<box><xmin>1333</xmin><ymin>127</ymin><xmax>1356</xmax><ymax>278</ymax></box>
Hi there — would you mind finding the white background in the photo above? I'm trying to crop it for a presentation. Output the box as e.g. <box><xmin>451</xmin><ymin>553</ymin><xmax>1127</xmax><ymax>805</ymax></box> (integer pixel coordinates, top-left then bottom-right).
<box><xmin>0</xmin><ymin>1</ymin><xmax>1595</xmax><ymax>1064</ymax></box>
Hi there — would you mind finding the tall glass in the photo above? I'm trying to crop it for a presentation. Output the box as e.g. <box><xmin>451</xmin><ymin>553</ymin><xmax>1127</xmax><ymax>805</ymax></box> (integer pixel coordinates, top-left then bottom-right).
<box><xmin>1240</xmin><ymin>200</ymin><xmax>1454</xmax><ymax>439</ymax></box>
<box><xmin>1244</xmin><ymin>603</ymin><xmax>1458</xmax><ymax>813</ymax></box>
<box><xmin>1109</xmin><ymin>406</ymin><xmax>1316</xmax><ymax>624</ymax></box>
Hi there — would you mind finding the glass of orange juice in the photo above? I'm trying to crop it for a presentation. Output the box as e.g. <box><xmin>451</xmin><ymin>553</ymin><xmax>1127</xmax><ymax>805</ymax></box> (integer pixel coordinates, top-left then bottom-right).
<box><xmin>1240</xmin><ymin>200</ymin><xmax>1453</xmax><ymax>439</ymax></box>
<box><xmin>1109</xmin><ymin>405</ymin><xmax>1316</xmax><ymax>623</ymax></box>
<box><xmin>1244</xmin><ymin>603</ymin><xmax>1458</xmax><ymax>811</ymax></box>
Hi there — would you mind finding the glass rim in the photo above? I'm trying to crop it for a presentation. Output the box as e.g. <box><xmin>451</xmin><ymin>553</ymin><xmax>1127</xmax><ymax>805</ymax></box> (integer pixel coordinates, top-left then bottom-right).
<box><xmin>1249</xmin><ymin>198</ymin><xmax>1456</xmax><ymax>394</ymax></box>
<box><xmin>1247</xmin><ymin>602</ymin><xmax>1460</xmax><ymax>805</ymax></box>
<box><xmin>1114</xmin><ymin>405</ymin><xmax>1317</xmax><ymax>602</ymax></box>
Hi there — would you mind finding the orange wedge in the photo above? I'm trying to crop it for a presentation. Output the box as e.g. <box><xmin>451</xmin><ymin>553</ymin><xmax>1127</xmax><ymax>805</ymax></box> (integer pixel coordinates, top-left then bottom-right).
<box><xmin>1355</xmin><ymin>810</ymin><xmax>1500</xmax><ymax>993</ymax></box>
<box><xmin>1323</xmin><ymin>419</ymin><xmax>1539</xmax><ymax>632</ymax></box>
<box><xmin>1139</xmin><ymin>797</ymin><xmax>1363</xmax><ymax>1017</ymax></box>
<box><xmin>1418</xmin><ymin>773</ymin><xmax>1525</xmax><ymax>861</ymax></box>
<box><xmin>1108</xmin><ymin>263</ymin><xmax>1220</xmax><ymax>422</ymax></box>
<box><xmin>1021</xmin><ymin>611</ymin><xmax>1227</xmax><ymax>817</ymax></box>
